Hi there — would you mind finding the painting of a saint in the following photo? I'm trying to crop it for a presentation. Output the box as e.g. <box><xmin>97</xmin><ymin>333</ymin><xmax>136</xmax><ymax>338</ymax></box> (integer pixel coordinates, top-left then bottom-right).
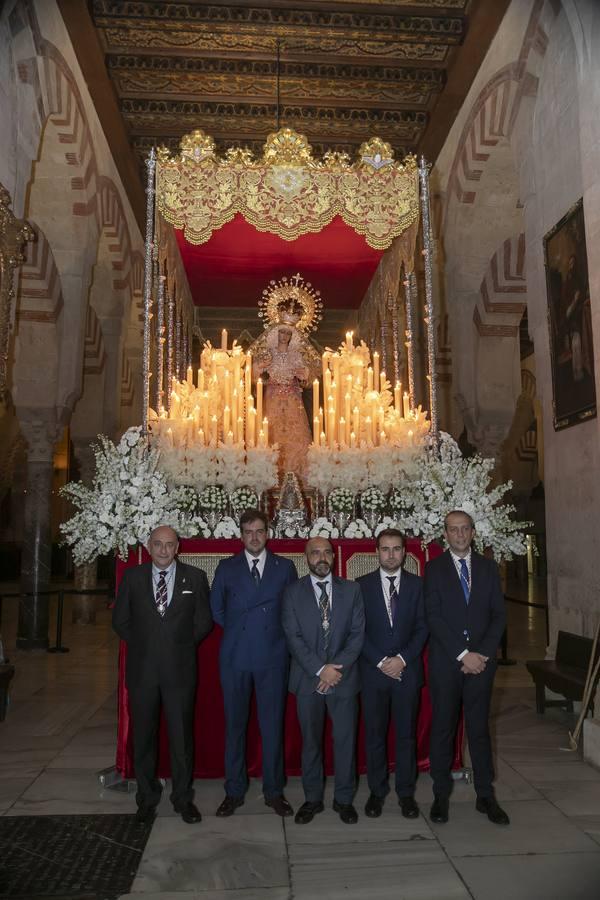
<box><xmin>544</xmin><ymin>199</ymin><xmax>596</xmax><ymax>429</ymax></box>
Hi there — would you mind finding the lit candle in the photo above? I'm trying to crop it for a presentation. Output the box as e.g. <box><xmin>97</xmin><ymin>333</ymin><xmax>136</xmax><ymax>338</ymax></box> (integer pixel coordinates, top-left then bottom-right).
<box><xmin>210</xmin><ymin>353</ymin><xmax>217</xmax><ymax>380</ymax></box>
<box><xmin>203</xmin><ymin>391</ymin><xmax>210</xmax><ymax>433</ymax></box>
<box><xmin>380</xmin><ymin>429</ymin><xmax>386</xmax><ymax>445</ymax></box>
<box><xmin>232</xmin><ymin>388</ymin><xmax>238</xmax><ymax>432</ymax></box>
<box><xmin>365</xmin><ymin>415</ymin><xmax>372</xmax><ymax>446</ymax></box>
<box><xmin>193</xmin><ymin>405</ymin><xmax>200</xmax><ymax>429</ymax></box>
<box><xmin>313</xmin><ymin>379</ymin><xmax>319</xmax><ymax>422</ymax></box>
<box><xmin>224</xmin><ymin>369</ymin><xmax>230</xmax><ymax>409</ymax></box>
<box><xmin>324</xmin><ymin>367</ymin><xmax>332</xmax><ymax>401</ymax></box>
<box><xmin>211</xmin><ymin>414</ymin><xmax>218</xmax><ymax>445</ymax></box>
<box><xmin>339</xmin><ymin>416</ymin><xmax>346</xmax><ymax>446</ymax></box>
<box><xmin>166</xmin><ymin>426</ymin><xmax>173</xmax><ymax>448</ymax></box>
<box><xmin>197</xmin><ymin>368</ymin><xmax>204</xmax><ymax>391</ymax></box>
<box><xmin>223</xmin><ymin>404</ymin><xmax>231</xmax><ymax>436</ymax></box>
<box><xmin>198</xmin><ymin>428</ymin><xmax>205</xmax><ymax>446</ymax></box>
<box><xmin>221</xmin><ymin>328</ymin><xmax>228</xmax><ymax>350</ymax></box>
<box><xmin>319</xmin><ymin>406</ymin><xmax>324</xmax><ymax>435</ymax></box>
<box><xmin>245</xmin><ymin>352</ymin><xmax>252</xmax><ymax>398</ymax></box>
<box><xmin>328</xmin><ymin>407</ymin><xmax>336</xmax><ymax>448</ymax></box>
<box><xmin>380</xmin><ymin>370</ymin><xmax>386</xmax><ymax>392</ymax></box>
<box><xmin>394</xmin><ymin>381</ymin><xmax>401</xmax><ymax>414</ymax></box>
<box><xmin>353</xmin><ymin>405</ymin><xmax>360</xmax><ymax>439</ymax></box>
<box><xmin>187</xmin><ymin>365</ymin><xmax>193</xmax><ymax>387</ymax></box>
<box><xmin>403</xmin><ymin>391</ymin><xmax>410</xmax><ymax>418</ymax></box>
<box><xmin>313</xmin><ymin>415</ymin><xmax>319</xmax><ymax>445</ymax></box>
<box><xmin>367</xmin><ymin>366</ymin><xmax>374</xmax><ymax>392</ymax></box>
<box><xmin>263</xmin><ymin>417</ymin><xmax>269</xmax><ymax>445</ymax></box>
<box><xmin>226</xmin><ymin>430</ymin><xmax>233</xmax><ymax>446</ymax></box>
<box><xmin>322</xmin><ymin>351</ymin><xmax>330</xmax><ymax>386</ymax></box>
<box><xmin>170</xmin><ymin>391</ymin><xmax>180</xmax><ymax>417</ymax></box>
<box><xmin>350</xmin><ymin>430</ymin><xmax>356</xmax><ymax>449</ymax></box>
<box><xmin>258</xmin><ymin>429</ymin><xmax>265</xmax><ymax>448</ymax></box>
<box><xmin>320</xmin><ymin>430</ymin><xmax>327</xmax><ymax>447</ymax></box>
<box><xmin>256</xmin><ymin>378</ymin><xmax>263</xmax><ymax>426</ymax></box>
<box><xmin>408</xmin><ymin>428</ymin><xmax>414</xmax><ymax>445</ymax></box>
<box><xmin>373</xmin><ymin>351</ymin><xmax>380</xmax><ymax>387</ymax></box>
<box><xmin>344</xmin><ymin>393</ymin><xmax>351</xmax><ymax>437</ymax></box>
<box><xmin>237</xmin><ymin>417</ymin><xmax>243</xmax><ymax>445</ymax></box>
<box><xmin>346</xmin><ymin>330</ymin><xmax>354</xmax><ymax>349</ymax></box>
<box><xmin>248</xmin><ymin>407</ymin><xmax>256</xmax><ymax>446</ymax></box>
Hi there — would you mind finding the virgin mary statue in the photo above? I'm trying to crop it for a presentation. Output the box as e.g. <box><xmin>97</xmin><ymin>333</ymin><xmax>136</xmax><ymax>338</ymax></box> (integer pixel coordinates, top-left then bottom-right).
<box><xmin>249</xmin><ymin>274</ymin><xmax>322</xmax><ymax>482</ymax></box>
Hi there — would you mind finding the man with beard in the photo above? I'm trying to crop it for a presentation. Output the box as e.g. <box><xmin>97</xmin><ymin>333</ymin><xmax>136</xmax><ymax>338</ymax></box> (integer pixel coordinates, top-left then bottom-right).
<box><xmin>282</xmin><ymin>537</ymin><xmax>365</xmax><ymax>824</ymax></box>
<box><xmin>357</xmin><ymin>529</ymin><xmax>428</xmax><ymax>819</ymax></box>
<box><xmin>210</xmin><ymin>509</ymin><xmax>297</xmax><ymax>818</ymax></box>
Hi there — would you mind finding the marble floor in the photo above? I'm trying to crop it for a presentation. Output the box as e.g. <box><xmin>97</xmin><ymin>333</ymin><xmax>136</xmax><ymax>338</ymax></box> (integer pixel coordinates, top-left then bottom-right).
<box><xmin>0</xmin><ymin>580</ymin><xmax>599</xmax><ymax>899</ymax></box>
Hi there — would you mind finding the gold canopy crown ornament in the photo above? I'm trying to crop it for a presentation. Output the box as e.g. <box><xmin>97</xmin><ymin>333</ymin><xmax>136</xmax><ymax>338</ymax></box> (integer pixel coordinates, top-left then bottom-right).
<box><xmin>156</xmin><ymin>127</ymin><xmax>419</xmax><ymax>249</ymax></box>
<box><xmin>259</xmin><ymin>273</ymin><xmax>323</xmax><ymax>334</ymax></box>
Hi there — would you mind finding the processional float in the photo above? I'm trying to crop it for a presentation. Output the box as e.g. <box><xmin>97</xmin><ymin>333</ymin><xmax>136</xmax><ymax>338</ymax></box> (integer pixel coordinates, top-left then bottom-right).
<box><xmin>139</xmin><ymin>126</ymin><xmax>440</xmax><ymax>529</ymax></box>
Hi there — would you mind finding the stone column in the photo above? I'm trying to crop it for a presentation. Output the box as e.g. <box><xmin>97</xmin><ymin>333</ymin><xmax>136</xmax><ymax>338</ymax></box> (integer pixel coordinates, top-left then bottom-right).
<box><xmin>71</xmin><ymin>439</ymin><xmax>98</xmax><ymax>624</ymax></box>
<box><xmin>17</xmin><ymin>411</ymin><xmax>59</xmax><ymax>649</ymax></box>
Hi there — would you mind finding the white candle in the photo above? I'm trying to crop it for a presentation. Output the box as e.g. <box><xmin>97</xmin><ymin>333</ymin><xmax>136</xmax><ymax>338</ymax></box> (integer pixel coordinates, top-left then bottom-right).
<box><xmin>328</xmin><ymin>407</ymin><xmax>336</xmax><ymax>448</ymax></box>
<box><xmin>313</xmin><ymin>379</ymin><xmax>319</xmax><ymax>422</ymax></box>
<box><xmin>223</xmin><ymin>405</ymin><xmax>231</xmax><ymax>437</ymax></box>
<box><xmin>344</xmin><ymin>393</ymin><xmax>351</xmax><ymax>439</ymax></box>
<box><xmin>245</xmin><ymin>353</ymin><xmax>252</xmax><ymax>399</ymax></box>
<box><xmin>226</xmin><ymin>429</ymin><xmax>233</xmax><ymax>446</ymax></box>
<box><xmin>394</xmin><ymin>381</ymin><xmax>401</xmax><ymax>414</ymax></box>
<box><xmin>263</xmin><ymin>416</ymin><xmax>269</xmax><ymax>445</ymax></box>
<box><xmin>237</xmin><ymin>416</ymin><xmax>243</xmax><ymax>445</ymax></box>
<box><xmin>221</xmin><ymin>328</ymin><xmax>228</xmax><ymax>350</ymax></box>
<box><xmin>166</xmin><ymin>426</ymin><xmax>173</xmax><ymax>448</ymax></box>
<box><xmin>339</xmin><ymin>416</ymin><xmax>346</xmax><ymax>447</ymax></box>
<box><xmin>210</xmin><ymin>414</ymin><xmax>218</xmax><ymax>444</ymax></box>
<box><xmin>256</xmin><ymin>378</ymin><xmax>263</xmax><ymax>426</ymax></box>
<box><xmin>353</xmin><ymin>405</ymin><xmax>360</xmax><ymax>439</ymax></box>
<box><xmin>373</xmin><ymin>352</ymin><xmax>380</xmax><ymax>387</ymax></box>
<box><xmin>187</xmin><ymin>365</ymin><xmax>193</xmax><ymax>386</ymax></box>
<box><xmin>248</xmin><ymin>407</ymin><xmax>256</xmax><ymax>446</ymax></box>
<box><xmin>320</xmin><ymin>430</ymin><xmax>327</xmax><ymax>447</ymax></box>
<box><xmin>403</xmin><ymin>391</ymin><xmax>410</xmax><ymax>418</ymax></box>
<box><xmin>350</xmin><ymin>430</ymin><xmax>356</xmax><ymax>449</ymax></box>
<box><xmin>197</xmin><ymin>368</ymin><xmax>204</xmax><ymax>391</ymax></box>
<box><xmin>313</xmin><ymin>415</ymin><xmax>319</xmax><ymax>445</ymax></box>
<box><xmin>367</xmin><ymin>366</ymin><xmax>373</xmax><ymax>392</ymax></box>
<box><xmin>258</xmin><ymin>428</ymin><xmax>265</xmax><ymax>448</ymax></box>
<box><xmin>198</xmin><ymin>428</ymin><xmax>205</xmax><ymax>446</ymax></box>
<box><xmin>380</xmin><ymin>370</ymin><xmax>386</xmax><ymax>392</ymax></box>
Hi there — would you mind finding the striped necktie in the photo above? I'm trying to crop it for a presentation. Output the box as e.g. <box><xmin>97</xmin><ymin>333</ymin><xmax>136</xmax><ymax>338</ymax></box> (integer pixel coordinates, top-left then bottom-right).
<box><xmin>251</xmin><ymin>558</ymin><xmax>261</xmax><ymax>585</ymax></box>
<box><xmin>317</xmin><ymin>581</ymin><xmax>330</xmax><ymax>648</ymax></box>
<box><xmin>155</xmin><ymin>570</ymin><xmax>168</xmax><ymax>617</ymax></box>
<box><xmin>386</xmin><ymin>576</ymin><xmax>398</xmax><ymax>624</ymax></box>
<box><xmin>459</xmin><ymin>558</ymin><xmax>470</xmax><ymax>604</ymax></box>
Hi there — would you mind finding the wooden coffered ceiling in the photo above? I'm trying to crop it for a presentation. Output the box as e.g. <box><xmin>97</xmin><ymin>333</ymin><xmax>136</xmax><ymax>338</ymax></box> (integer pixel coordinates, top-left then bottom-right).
<box><xmin>58</xmin><ymin>1</ymin><xmax>510</xmax><ymax>229</ymax></box>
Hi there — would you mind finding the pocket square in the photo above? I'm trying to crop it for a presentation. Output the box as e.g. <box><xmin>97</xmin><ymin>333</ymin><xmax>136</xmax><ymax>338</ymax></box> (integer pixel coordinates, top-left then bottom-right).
<box><xmin>182</xmin><ymin>590</ymin><xmax>193</xmax><ymax>594</ymax></box>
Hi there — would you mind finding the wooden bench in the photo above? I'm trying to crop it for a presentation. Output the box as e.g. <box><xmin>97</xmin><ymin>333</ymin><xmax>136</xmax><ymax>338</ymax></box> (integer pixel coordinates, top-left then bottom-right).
<box><xmin>526</xmin><ymin>630</ymin><xmax>599</xmax><ymax>715</ymax></box>
<box><xmin>0</xmin><ymin>663</ymin><xmax>15</xmax><ymax>722</ymax></box>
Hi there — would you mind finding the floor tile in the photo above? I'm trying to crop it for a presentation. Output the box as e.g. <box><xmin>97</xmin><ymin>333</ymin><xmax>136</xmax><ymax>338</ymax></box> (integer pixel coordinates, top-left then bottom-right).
<box><xmin>290</xmin><ymin>860</ymin><xmax>471</xmax><ymax>899</ymax></box>
<box><xmin>131</xmin><ymin>815</ymin><xmax>288</xmax><ymax>893</ymax></box>
<box><xmin>538</xmin><ymin>781</ymin><xmax>600</xmax><ymax>816</ymax></box>
<box><xmin>455</xmin><ymin>851</ymin><xmax>600</xmax><ymax>900</ymax></box>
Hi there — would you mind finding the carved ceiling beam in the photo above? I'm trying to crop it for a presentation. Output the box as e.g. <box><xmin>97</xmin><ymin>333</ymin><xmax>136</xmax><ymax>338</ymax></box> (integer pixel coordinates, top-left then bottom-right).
<box><xmin>0</xmin><ymin>185</ymin><xmax>34</xmax><ymax>405</ymax></box>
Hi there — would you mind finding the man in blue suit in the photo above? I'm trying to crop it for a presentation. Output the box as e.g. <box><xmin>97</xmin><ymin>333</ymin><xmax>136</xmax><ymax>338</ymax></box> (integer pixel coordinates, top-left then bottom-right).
<box><xmin>210</xmin><ymin>509</ymin><xmax>298</xmax><ymax>817</ymax></box>
<box><xmin>282</xmin><ymin>537</ymin><xmax>365</xmax><ymax>825</ymax></box>
<box><xmin>425</xmin><ymin>510</ymin><xmax>508</xmax><ymax>826</ymax></box>
<box><xmin>357</xmin><ymin>529</ymin><xmax>428</xmax><ymax>819</ymax></box>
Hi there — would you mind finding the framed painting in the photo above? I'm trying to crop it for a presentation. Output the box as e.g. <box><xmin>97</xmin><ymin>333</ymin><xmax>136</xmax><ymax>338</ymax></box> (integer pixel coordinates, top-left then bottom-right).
<box><xmin>544</xmin><ymin>198</ymin><xmax>596</xmax><ymax>430</ymax></box>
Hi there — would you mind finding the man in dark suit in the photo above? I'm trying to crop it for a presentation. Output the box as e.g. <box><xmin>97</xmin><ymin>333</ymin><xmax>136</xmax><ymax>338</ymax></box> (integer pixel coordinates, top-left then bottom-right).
<box><xmin>112</xmin><ymin>525</ymin><xmax>212</xmax><ymax>824</ymax></box>
<box><xmin>424</xmin><ymin>509</ymin><xmax>509</xmax><ymax>826</ymax></box>
<box><xmin>282</xmin><ymin>537</ymin><xmax>365</xmax><ymax>825</ymax></box>
<box><xmin>210</xmin><ymin>509</ymin><xmax>297</xmax><ymax>817</ymax></box>
<box><xmin>357</xmin><ymin>528</ymin><xmax>428</xmax><ymax>819</ymax></box>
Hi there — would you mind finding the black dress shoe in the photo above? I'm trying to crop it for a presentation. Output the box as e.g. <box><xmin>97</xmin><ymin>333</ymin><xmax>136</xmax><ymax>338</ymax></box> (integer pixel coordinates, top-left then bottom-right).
<box><xmin>476</xmin><ymin>796</ymin><xmax>510</xmax><ymax>825</ymax></box>
<box><xmin>265</xmin><ymin>795</ymin><xmax>294</xmax><ymax>817</ymax></box>
<box><xmin>430</xmin><ymin>795</ymin><xmax>449</xmax><ymax>824</ymax></box>
<box><xmin>332</xmin><ymin>800</ymin><xmax>358</xmax><ymax>824</ymax></box>
<box><xmin>216</xmin><ymin>795</ymin><xmax>245</xmax><ymax>817</ymax></box>
<box><xmin>135</xmin><ymin>806</ymin><xmax>156</xmax><ymax>824</ymax></box>
<box><xmin>175</xmin><ymin>801</ymin><xmax>202</xmax><ymax>824</ymax></box>
<box><xmin>399</xmin><ymin>796</ymin><xmax>419</xmax><ymax>819</ymax></box>
<box><xmin>364</xmin><ymin>794</ymin><xmax>384</xmax><ymax>818</ymax></box>
<box><xmin>294</xmin><ymin>800</ymin><xmax>324</xmax><ymax>824</ymax></box>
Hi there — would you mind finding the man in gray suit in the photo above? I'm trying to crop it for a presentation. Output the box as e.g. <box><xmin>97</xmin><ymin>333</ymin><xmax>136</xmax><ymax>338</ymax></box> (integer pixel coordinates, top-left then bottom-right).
<box><xmin>282</xmin><ymin>537</ymin><xmax>365</xmax><ymax>824</ymax></box>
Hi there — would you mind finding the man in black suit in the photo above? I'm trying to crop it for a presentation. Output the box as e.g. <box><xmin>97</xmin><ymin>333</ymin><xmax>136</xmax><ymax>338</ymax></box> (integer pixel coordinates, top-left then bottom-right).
<box><xmin>424</xmin><ymin>510</ymin><xmax>509</xmax><ymax>826</ymax></box>
<box><xmin>113</xmin><ymin>525</ymin><xmax>212</xmax><ymax>824</ymax></box>
<box><xmin>282</xmin><ymin>537</ymin><xmax>365</xmax><ymax>825</ymax></box>
<box><xmin>357</xmin><ymin>529</ymin><xmax>428</xmax><ymax>819</ymax></box>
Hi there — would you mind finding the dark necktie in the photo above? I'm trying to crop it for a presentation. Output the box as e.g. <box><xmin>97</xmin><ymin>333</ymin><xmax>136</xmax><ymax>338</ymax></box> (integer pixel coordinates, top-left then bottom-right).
<box><xmin>317</xmin><ymin>581</ymin><xmax>330</xmax><ymax>648</ymax></box>
<box><xmin>386</xmin><ymin>576</ymin><xmax>398</xmax><ymax>624</ymax></box>
<box><xmin>155</xmin><ymin>570</ymin><xmax>168</xmax><ymax>617</ymax></box>
<box><xmin>460</xmin><ymin>558</ymin><xmax>470</xmax><ymax>604</ymax></box>
<box><xmin>251</xmin><ymin>558</ymin><xmax>261</xmax><ymax>586</ymax></box>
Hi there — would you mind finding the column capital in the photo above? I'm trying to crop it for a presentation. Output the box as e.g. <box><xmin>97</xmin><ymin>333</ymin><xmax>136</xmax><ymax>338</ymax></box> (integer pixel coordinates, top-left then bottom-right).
<box><xmin>17</xmin><ymin>408</ymin><xmax>61</xmax><ymax>463</ymax></box>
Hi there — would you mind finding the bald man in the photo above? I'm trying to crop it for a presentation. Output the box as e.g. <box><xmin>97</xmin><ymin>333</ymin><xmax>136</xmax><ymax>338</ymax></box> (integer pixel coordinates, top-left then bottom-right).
<box><xmin>282</xmin><ymin>538</ymin><xmax>365</xmax><ymax>825</ymax></box>
<box><xmin>113</xmin><ymin>525</ymin><xmax>212</xmax><ymax>824</ymax></box>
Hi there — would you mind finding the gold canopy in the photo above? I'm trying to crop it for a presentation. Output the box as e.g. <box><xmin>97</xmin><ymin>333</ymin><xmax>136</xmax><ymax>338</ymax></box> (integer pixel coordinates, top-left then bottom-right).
<box><xmin>156</xmin><ymin>127</ymin><xmax>419</xmax><ymax>249</ymax></box>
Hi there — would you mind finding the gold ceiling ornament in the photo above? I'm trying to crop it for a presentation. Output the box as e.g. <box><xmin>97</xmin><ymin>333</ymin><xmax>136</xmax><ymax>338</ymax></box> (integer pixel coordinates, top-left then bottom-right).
<box><xmin>156</xmin><ymin>127</ymin><xmax>419</xmax><ymax>249</ymax></box>
<box><xmin>259</xmin><ymin>273</ymin><xmax>323</xmax><ymax>334</ymax></box>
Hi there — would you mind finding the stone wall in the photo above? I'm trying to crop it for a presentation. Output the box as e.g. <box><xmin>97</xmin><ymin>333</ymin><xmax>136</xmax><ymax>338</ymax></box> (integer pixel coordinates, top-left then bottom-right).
<box><xmin>434</xmin><ymin>0</ymin><xmax>600</xmax><ymax>655</ymax></box>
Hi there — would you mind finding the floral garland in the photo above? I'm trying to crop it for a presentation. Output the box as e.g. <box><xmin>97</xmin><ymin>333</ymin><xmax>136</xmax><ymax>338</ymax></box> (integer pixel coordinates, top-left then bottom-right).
<box><xmin>59</xmin><ymin>428</ymin><xmax>205</xmax><ymax>564</ymax></box>
<box><xmin>390</xmin><ymin>432</ymin><xmax>529</xmax><ymax>560</ymax></box>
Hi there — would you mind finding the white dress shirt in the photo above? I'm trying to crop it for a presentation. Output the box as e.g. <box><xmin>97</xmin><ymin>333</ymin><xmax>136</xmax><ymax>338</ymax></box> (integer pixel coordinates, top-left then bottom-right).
<box><xmin>152</xmin><ymin>560</ymin><xmax>177</xmax><ymax>608</ymax></box>
<box><xmin>377</xmin><ymin>567</ymin><xmax>405</xmax><ymax>671</ymax></box>
<box><xmin>245</xmin><ymin>548</ymin><xmax>267</xmax><ymax>578</ymax></box>
<box><xmin>449</xmin><ymin>548</ymin><xmax>472</xmax><ymax>661</ymax></box>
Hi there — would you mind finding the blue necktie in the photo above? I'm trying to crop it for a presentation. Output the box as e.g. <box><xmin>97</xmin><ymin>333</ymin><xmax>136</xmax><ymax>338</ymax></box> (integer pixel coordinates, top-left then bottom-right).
<box><xmin>459</xmin><ymin>558</ymin><xmax>470</xmax><ymax>604</ymax></box>
<box><xmin>251</xmin><ymin>558</ymin><xmax>261</xmax><ymax>586</ymax></box>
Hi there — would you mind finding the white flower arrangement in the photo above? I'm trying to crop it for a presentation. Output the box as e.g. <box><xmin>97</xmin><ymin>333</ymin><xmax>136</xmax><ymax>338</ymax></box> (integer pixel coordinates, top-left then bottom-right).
<box><xmin>60</xmin><ymin>427</ymin><xmax>200</xmax><ymax>564</ymax></box>
<box><xmin>213</xmin><ymin>516</ymin><xmax>240</xmax><ymax>539</ymax></box>
<box><xmin>328</xmin><ymin>487</ymin><xmax>354</xmax><ymax>513</ymax></box>
<box><xmin>343</xmin><ymin>518</ymin><xmax>373</xmax><ymax>539</ymax></box>
<box><xmin>230</xmin><ymin>486</ymin><xmax>259</xmax><ymax>516</ymax></box>
<box><xmin>374</xmin><ymin>515</ymin><xmax>401</xmax><ymax>537</ymax></box>
<box><xmin>360</xmin><ymin>487</ymin><xmax>386</xmax><ymax>512</ymax></box>
<box><xmin>390</xmin><ymin>432</ymin><xmax>529</xmax><ymax>561</ymax></box>
<box><xmin>198</xmin><ymin>484</ymin><xmax>228</xmax><ymax>512</ymax></box>
<box><xmin>305</xmin><ymin>444</ymin><xmax>420</xmax><ymax>495</ymax></box>
<box><xmin>309</xmin><ymin>517</ymin><xmax>339</xmax><ymax>539</ymax></box>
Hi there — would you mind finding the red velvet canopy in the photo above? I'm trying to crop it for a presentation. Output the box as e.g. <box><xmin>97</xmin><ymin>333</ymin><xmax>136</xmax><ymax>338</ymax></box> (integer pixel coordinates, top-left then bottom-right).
<box><xmin>175</xmin><ymin>214</ymin><xmax>384</xmax><ymax>309</ymax></box>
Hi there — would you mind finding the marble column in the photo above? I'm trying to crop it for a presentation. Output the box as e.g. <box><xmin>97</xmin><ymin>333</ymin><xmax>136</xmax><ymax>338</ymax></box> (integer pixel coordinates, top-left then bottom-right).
<box><xmin>17</xmin><ymin>412</ymin><xmax>60</xmax><ymax>649</ymax></box>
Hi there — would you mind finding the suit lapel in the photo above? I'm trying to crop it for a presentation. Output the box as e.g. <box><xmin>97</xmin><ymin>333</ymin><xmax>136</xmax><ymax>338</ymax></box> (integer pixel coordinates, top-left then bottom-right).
<box><xmin>443</xmin><ymin>550</ymin><xmax>466</xmax><ymax>607</ymax></box>
<box><xmin>163</xmin><ymin>561</ymin><xmax>185</xmax><ymax>618</ymax></box>
<box><xmin>302</xmin><ymin>575</ymin><xmax>323</xmax><ymax>631</ymax></box>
